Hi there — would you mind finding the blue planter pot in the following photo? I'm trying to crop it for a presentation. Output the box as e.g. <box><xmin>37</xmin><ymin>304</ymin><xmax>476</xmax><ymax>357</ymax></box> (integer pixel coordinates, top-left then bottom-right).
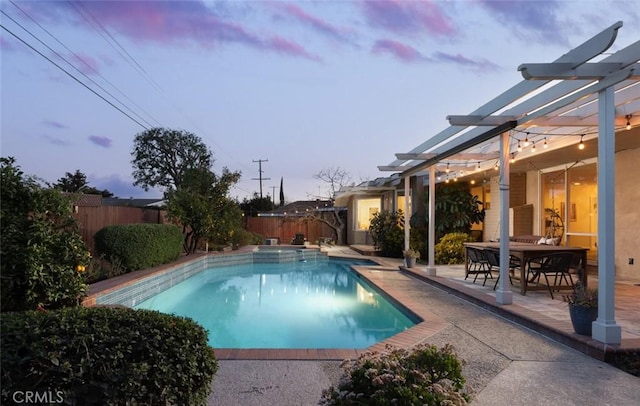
<box><xmin>569</xmin><ymin>305</ymin><xmax>598</xmax><ymax>335</ymax></box>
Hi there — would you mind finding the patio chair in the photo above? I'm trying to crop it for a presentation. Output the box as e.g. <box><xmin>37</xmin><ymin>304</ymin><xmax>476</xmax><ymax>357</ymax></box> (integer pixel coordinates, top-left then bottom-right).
<box><xmin>483</xmin><ymin>248</ymin><xmax>520</xmax><ymax>290</ymax></box>
<box><xmin>525</xmin><ymin>252</ymin><xmax>575</xmax><ymax>299</ymax></box>
<box><xmin>466</xmin><ymin>247</ymin><xmax>492</xmax><ymax>285</ymax></box>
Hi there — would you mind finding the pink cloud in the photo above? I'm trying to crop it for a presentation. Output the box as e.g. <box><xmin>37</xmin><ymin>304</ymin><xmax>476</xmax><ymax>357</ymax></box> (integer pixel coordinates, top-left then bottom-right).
<box><xmin>36</xmin><ymin>1</ymin><xmax>319</xmax><ymax>61</ymax></box>
<box><xmin>372</xmin><ymin>39</ymin><xmax>426</xmax><ymax>62</ymax></box>
<box><xmin>267</xmin><ymin>36</ymin><xmax>322</xmax><ymax>62</ymax></box>
<box><xmin>71</xmin><ymin>53</ymin><xmax>100</xmax><ymax>75</ymax></box>
<box><xmin>362</xmin><ymin>0</ymin><xmax>457</xmax><ymax>37</ymax></box>
<box><xmin>274</xmin><ymin>3</ymin><xmax>355</xmax><ymax>44</ymax></box>
<box><xmin>479</xmin><ymin>0</ymin><xmax>567</xmax><ymax>45</ymax></box>
<box><xmin>89</xmin><ymin>135</ymin><xmax>112</xmax><ymax>148</ymax></box>
<box><xmin>433</xmin><ymin>51</ymin><xmax>500</xmax><ymax>72</ymax></box>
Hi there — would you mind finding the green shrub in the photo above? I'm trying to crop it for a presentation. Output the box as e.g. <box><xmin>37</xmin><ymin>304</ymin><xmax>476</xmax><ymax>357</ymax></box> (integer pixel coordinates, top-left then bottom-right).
<box><xmin>94</xmin><ymin>224</ymin><xmax>183</xmax><ymax>272</ymax></box>
<box><xmin>1</xmin><ymin>157</ymin><xmax>89</xmax><ymax>312</ymax></box>
<box><xmin>434</xmin><ymin>232</ymin><xmax>475</xmax><ymax>265</ymax></box>
<box><xmin>231</xmin><ymin>228</ymin><xmax>262</xmax><ymax>249</ymax></box>
<box><xmin>369</xmin><ymin>210</ymin><xmax>404</xmax><ymax>258</ymax></box>
<box><xmin>320</xmin><ymin>343</ymin><xmax>469</xmax><ymax>405</ymax></box>
<box><xmin>1</xmin><ymin>306</ymin><xmax>218</xmax><ymax>405</ymax></box>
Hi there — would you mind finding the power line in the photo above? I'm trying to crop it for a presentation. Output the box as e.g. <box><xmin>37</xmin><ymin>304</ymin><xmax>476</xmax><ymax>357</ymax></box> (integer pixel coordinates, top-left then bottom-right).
<box><xmin>0</xmin><ymin>20</ymin><xmax>149</xmax><ymax>130</ymax></box>
<box><xmin>6</xmin><ymin>2</ymin><xmax>160</xmax><ymax>128</ymax></box>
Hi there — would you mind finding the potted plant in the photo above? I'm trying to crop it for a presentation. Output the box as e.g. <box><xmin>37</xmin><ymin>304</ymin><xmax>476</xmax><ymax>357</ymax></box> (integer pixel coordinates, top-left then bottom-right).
<box><xmin>563</xmin><ymin>281</ymin><xmax>598</xmax><ymax>335</ymax></box>
<box><xmin>403</xmin><ymin>248</ymin><xmax>420</xmax><ymax>268</ymax></box>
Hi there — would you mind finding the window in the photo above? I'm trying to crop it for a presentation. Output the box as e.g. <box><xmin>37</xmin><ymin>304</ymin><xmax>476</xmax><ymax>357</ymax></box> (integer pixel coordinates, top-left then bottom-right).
<box><xmin>355</xmin><ymin>198</ymin><xmax>381</xmax><ymax>230</ymax></box>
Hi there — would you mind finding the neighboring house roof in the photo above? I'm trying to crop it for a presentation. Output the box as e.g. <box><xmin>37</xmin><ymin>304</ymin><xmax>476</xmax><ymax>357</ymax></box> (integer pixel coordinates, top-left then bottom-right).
<box><xmin>102</xmin><ymin>197</ymin><xmax>165</xmax><ymax>208</ymax></box>
<box><xmin>64</xmin><ymin>193</ymin><xmax>103</xmax><ymax>207</ymax></box>
<box><xmin>334</xmin><ymin>174</ymin><xmax>403</xmax><ymax>206</ymax></box>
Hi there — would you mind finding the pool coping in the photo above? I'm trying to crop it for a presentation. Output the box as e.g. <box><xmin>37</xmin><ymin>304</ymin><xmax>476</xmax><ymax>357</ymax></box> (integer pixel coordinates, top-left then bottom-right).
<box><xmin>84</xmin><ymin>248</ymin><xmax>449</xmax><ymax>360</ymax></box>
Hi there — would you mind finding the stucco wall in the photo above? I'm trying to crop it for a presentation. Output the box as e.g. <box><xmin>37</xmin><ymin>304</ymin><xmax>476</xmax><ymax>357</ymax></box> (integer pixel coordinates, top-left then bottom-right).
<box><xmin>615</xmin><ymin>147</ymin><xmax>640</xmax><ymax>281</ymax></box>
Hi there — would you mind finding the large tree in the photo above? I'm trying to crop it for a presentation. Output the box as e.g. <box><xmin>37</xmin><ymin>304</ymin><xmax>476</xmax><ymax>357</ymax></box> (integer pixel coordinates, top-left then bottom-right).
<box><xmin>131</xmin><ymin>128</ymin><xmax>241</xmax><ymax>254</ymax></box>
<box><xmin>54</xmin><ymin>169</ymin><xmax>113</xmax><ymax>197</ymax></box>
<box><xmin>131</xmin><ymin>128</ymin><xmax>213</xmax><ymax>191</ymax></box>
<box><xmin>240</xmin><ymin>193</ymin><xmax>274</xmax><ymax>217</ymax></box>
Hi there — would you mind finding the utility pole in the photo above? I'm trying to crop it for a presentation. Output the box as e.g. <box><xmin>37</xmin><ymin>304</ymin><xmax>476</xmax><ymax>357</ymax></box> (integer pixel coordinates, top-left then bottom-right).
<box><xmin>252</xmin><ymin>159</ymin><xmax>270</xmax><ymax>200</ymax></box>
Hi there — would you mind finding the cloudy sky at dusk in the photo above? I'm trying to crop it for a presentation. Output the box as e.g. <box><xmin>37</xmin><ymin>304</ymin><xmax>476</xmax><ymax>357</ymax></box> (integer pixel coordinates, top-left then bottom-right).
<box><xmin>2</xmin><ymin>1</ymin><xmax>639</xmax><ymax>202</ymax></box>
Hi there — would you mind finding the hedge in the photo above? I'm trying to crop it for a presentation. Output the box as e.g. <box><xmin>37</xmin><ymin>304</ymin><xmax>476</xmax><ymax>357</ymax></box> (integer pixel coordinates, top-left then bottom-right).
<box><xmin>94</xmin><ymin>224</ymin><xmax>183</xmax><ymax>272</ymax></box>
<box><xmin>1</xmin><ymin>306</ymin><xmax>218</xmax><ymax>405</ymax></box>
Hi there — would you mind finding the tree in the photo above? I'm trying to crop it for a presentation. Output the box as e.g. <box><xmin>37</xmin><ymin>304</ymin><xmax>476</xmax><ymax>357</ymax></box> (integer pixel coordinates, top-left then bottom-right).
<box><xmin>131</xmin><ymin>128</ymin><xmax>213</xmax><ymax>191</ymax></box>
<box><xmin>165</xmin><ymin>167</ymin><xmax>242</xmax><ymax>254</ymax></box>
<box><xmin>279</xmin><ymin>176</ymin><xmax>285</xmax><ymax>207</ymax></box>
<box><xmin>54</xmin><ymin>169</ymin><xmax>113</xmax><ymax>197</ymax></box>
<box><xmin>240</xmin><ymin>193</ymin><xmax>274</xmax><ymax>217</ymax></box>
<box><xmin>432</xmin><ymin>182</ymin><xmax>485</xmax><ymax>240</ymax></box>
<box><xmin>302</xmin><ymin>167</ymin><xmax>351</xmax><ymax>245</ymax></box>
<box><xmin>1</xmin><ymin>157</ymin><xmax>90</xmax><ymax>311</ymax></box>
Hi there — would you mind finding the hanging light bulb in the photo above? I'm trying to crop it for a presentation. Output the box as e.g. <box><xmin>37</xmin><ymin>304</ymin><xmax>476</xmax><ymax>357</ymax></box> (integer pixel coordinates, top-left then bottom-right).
<box><xmin>476</xmin><ymin>162</ymin><xmax>481</xmax><ymax>172</ymax></box>
<box><xmin>543</xmin><ymin>137</ymin><xmax>548</xmax><ymax>149</ymax></box>
<box><xmin>446</xmin><ymin>162</ymin><xmax>450</xmax><ymax>173</ymax></box>
<box><xmin>578</xmin><ymin>135</ymin><xmax>585</xmax><ymax>150</ymax></box>
<box><xmin>445</xmin><ymin>176</ymin><xmax>450</xmax><ymax>183</ymax></box>
<box><xmin>510</xmin><ymin>153</ymin><xmax>516</xmax><ymax>163</ymax></box>
<box><xmin>494</xmin><ymin>161</ymin><xmax>499</xmax><ymax>171</ymax></box>
<box><xmin>626</xmin><ymin>114</ymin><xmax>632</xmax><ymax>130</ymax></box>
<box><xmin>453</xmin><ymin>173</ymin><xmax>458</xmax><ymax>182</ymax></box>
<box><xmin>531</xmin><ymin>141</ymin><xmax>536</xmax><ymax>153</ymax></box>
<box><xmin>517</xmin><ymin>141</ymin><xmax>522</xmax><ymax>152</ymax></box>
<box><xmin>523</xmin><ymin>132</ymin><xmax>530</xmax><ymax>147</ymax></box>
<box><xmin>470</xmin><ymin>179</ymin><xmax>475</xmax><ymax>185</ymax></box>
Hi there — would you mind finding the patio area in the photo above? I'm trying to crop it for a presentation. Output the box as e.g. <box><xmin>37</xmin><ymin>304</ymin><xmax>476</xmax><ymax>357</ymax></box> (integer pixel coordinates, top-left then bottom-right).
<box><xmin>400</xmin><ymin>260</ymin><xmax>640</xmax><ymax>360</ymax></box>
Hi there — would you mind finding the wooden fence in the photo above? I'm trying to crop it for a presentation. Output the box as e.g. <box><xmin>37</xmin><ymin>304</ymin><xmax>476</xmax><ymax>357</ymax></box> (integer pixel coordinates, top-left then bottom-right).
<box><xmin>73</xmin><ymin>206</ymin><xmax>168</xmax><ymax>253</ymax></box>
<box><xmin>246</xmin><ymin>217</ymin><xmax>337</xmax><ymax>244</ymax></box>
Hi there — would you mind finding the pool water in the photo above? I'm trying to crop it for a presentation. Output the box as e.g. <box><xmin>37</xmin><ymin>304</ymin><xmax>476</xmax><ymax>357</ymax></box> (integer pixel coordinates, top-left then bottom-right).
<box><xmin>134</xmin><ymin>258</ymin><xmax>416</xmax><ymax>348</ymax></box>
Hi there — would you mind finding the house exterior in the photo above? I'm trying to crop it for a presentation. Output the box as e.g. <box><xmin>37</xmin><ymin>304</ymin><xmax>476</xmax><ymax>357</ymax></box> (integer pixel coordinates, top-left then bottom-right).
<box><xmin>338</xmin><ymin>21</ymin><xmax>639</xmax><ymax>346</ymax></box>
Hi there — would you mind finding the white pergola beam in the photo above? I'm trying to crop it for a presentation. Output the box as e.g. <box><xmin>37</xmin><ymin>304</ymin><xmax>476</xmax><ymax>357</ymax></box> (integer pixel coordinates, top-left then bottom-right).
<box><xmin>447</xmin><ymin>115</ymin><xmax>519</xmax><ymax>126</ymax></box>
<box><xmin>518</xmin><ymin>62</ymin><xmax>624</xmax><ymax>80</ymax></box>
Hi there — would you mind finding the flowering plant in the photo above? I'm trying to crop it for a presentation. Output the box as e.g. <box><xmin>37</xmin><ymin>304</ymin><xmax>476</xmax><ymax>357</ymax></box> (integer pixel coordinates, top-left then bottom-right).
<box><xmin>403</xmin><ymin>248</ymin><xmax>421</xmax><ymax>259</ymax></box>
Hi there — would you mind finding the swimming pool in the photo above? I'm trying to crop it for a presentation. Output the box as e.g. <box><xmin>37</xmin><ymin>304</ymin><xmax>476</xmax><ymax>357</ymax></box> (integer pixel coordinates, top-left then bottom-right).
<box><xmin>133</xmin><ymin>257</ymin><xmax>417</xmax><ymax>349</ymax></box>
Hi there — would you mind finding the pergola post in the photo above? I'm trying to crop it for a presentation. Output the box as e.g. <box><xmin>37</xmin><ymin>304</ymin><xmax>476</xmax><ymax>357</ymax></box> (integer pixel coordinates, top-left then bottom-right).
<box><xmin>496</xmin><ymin>130</ymin><xmax>513</xmax><ymax>304</ymax></box>
<box><xmin>592</xmin><ymin>86</ymin><xmax>622</xmax><ymax>344</ymax></box>
<box><xmin>403</xmin><ymin>175</ymin><xmax>410</xmax><ymax>253</ymax></box>
<box><xmin>426</xmin><ymin>166</ymin><xmax>436</xmax><ymax>276</ymax></box>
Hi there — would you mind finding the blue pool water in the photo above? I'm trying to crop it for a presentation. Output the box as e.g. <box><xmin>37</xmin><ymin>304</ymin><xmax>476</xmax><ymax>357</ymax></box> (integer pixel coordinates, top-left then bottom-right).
<box><xmin>134</xmin><ymin>258</ymin><xmax>417</xmax><ymax>348</ymax></box>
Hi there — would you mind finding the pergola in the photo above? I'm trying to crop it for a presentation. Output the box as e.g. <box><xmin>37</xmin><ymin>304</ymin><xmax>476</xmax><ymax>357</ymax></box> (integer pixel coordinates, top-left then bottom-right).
<box><xmin>380</xmin><ymin>21</ymin><xmax>639</xmax><ymax>345</ymax></box>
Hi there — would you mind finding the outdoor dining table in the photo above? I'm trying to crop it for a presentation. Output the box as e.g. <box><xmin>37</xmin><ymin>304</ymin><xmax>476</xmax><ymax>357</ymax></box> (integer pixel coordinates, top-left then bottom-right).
<box><xmin>463</xmin><ymin>242</ymin><xmax>589</xmax><ymax>295</ymax></box>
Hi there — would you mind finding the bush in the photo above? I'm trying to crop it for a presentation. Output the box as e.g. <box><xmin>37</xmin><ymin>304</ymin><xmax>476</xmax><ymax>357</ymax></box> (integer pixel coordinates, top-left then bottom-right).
<box><xmin>1</xmin><ymin>157</ymin><xmax>89</xmax><ymax>312</ymax></box>
<box><xmin>1</xmin><ymin>306</ymin><xmax>218</xmax><ymax>405</ymax></box>
<box><xmin>231</xmin><ymin>228</ymin><xmax>263</xmax><ymax>249</ymax></box>
<box><xmin>434</xmin><ymin>232</ymin><xmax>475</xmax><ymax>265</ymax></box>
<box><xmin>369</xmin><ymin>210</ymin><xmax>404</xmax><ymax>258</ymax></box>
<box><xmin>320</xmin><ymin>344</ymin><xmax>469</xmax><ymax>405</ymax></box>
<box><xmin>94</xmin><ymin>224</ymin><xmax>183</xmax><ymax>272</ymax></box>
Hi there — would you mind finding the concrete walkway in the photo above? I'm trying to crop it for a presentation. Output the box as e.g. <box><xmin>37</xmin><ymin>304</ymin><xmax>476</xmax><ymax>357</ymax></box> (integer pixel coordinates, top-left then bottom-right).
<box><xmin>207</xmin><ymin>267</ymin><xmax>639</xmax><ymax>405</ymax></box>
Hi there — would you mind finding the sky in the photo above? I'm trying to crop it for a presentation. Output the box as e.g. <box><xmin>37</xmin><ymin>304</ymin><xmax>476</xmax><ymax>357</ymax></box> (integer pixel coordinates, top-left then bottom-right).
<box><xmin>1</xmin><ymin>1</ymin><xmax>639</xmax><ymax>202</ymax></box>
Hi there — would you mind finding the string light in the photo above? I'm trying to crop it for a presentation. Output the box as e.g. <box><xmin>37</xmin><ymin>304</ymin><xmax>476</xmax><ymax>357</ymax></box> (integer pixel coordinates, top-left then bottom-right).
<box><xmin>446</xmin><ymin>162</ymin><xmax>450</xmax><ymax>173</ymax></box>
<box><xmin>510</xmin><ymin>153</ymin><xmax>516</xmax><ymax>163</ymax></box>
<box><xmin>476</xmin><ymin>161</ymin><xmax>481</xmax><ymax>172</ymax></box>
<box><xmin>531</xmin><ymin>141</ymin><xmax>536</xmax><ymax>153</ymax></box>
<box><xmin>523</xmin><ymin>132</ymin><xmax>530</xmax><ymax>147</ymax></box>
<box><xmin>517</xmin><ymin>140</ymin><xmax>522</xmax><ymax>152</ymax></box>
<box><xmin>543</xmin><ymin>137</ymin><xmax>548</xmax><ymax>149</ymax></box>
<box><xmin>626</xmin><ymin>114</ymin><xmax>632</xmax><ymax>130</ymax></box>
<box><xmin>578</xmin><ymin>134</ymin><xmax>585</xmax><ymax>150</ymax></box>
<box><xmin>494</xmin><ymin>161</ymin><xmax>499</xmax><ymax>171</ymax></box>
